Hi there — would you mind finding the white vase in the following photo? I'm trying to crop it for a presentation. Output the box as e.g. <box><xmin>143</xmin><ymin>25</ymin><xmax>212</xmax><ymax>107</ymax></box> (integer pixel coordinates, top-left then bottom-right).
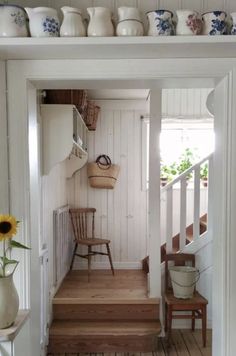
<box><xmin>176</xmin><ymin>10</ymin><xmax>202</xmax><ymax>35</ymax></box>
<box><xmin>0</xmin><ymin>274</ymin><xmax>19</xmax><ymax>329</ymax></box>
<box><xmin>116</xmin><ymin>7</ymin><xmax>144</xmax><ymax>36</ymax></box>
<box><xmin>0</xmin><ymin>5</ymin><xmax>28</xmax><ymax>37</ymax></box>
<box><xmin>87</xmin><ymin>7</ymin><xmax>114</xmax><ymax>37</ymax></box>
<box><xmin>60</xmin><ymin>6</ymin><xmax>86</xmax><ymax>37</ymax></box>
<box><xmin>25</xmin><ymin>7</ymin><xmax>60</xmax><ymax>37</ymax></box>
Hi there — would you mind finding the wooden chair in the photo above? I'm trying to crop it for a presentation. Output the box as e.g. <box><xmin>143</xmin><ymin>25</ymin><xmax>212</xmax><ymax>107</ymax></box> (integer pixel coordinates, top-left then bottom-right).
<box><xmin>69</xmin><ymin>208</ymin><xmax>114</xmax><ymax>281</ymax></box>
<box><xmin>164</xmin><ymin>253</ymin><xmax>208</xmax><ymax>347</ymax></box>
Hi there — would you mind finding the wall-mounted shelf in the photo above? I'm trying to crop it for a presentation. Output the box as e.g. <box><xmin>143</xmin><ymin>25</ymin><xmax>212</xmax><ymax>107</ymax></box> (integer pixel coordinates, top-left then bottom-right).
<box><xmin>1</xmin><ymin>36</ymin><xmax>236</xmax><ymax>60</ymax></box>
<box><xmin>41</xmin><ymin>104</ymin><xmax>88</xmax><ymax>177</ymax></box>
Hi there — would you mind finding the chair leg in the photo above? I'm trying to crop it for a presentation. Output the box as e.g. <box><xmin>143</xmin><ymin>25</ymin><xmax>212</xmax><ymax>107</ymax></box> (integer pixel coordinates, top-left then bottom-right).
<box><xmin>202</xmin><ymin>305</ymin><xmax>207</xmax><ymax>347</ymax></box>
<box><xmin>70</xmin><ymin>243</ymin><xmax>78</xmax><ymax>270</ymax></box>
<box><xmin>167</xmin><ymin>306</ymin><xmax>172</xmax><ymax>340</ymax></box>
<box><xmin>106</xmin><ymin>243</ymin><xmax>114</xmax><ymax>275</ymax></box>
<box><xmin>88</xmin><ymin>246</ymin><xmax>92</xmax><ymax>282</ymax></box>
<box><xmin>165</xmin><ymin>303</ymin><xmax>168</xmax><ymax>332</ymax></box>
<box><xmin>192</xmin><ymin>311</ymin><xmax>195</xmax><ymax>331</ymax></box>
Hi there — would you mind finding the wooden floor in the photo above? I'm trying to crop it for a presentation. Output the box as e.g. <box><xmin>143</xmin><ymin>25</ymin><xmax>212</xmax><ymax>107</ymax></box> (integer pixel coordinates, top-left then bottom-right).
<box><xmin>50</xmin><ymin>270</ymin><xmax>211</xmax><ymax>355</ymax></box>
<box><xmin>47</xmin><ymin>329</ymin><xmax>212</xmax><ymax>356</ymax></box>
<box><xmin>54</xmin><ymin>269</ymin><xmax>149</xmax><ymax>302</ymax></box>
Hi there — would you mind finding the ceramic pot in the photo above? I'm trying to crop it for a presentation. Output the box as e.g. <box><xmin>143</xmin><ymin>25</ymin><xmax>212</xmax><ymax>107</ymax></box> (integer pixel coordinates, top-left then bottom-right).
<box><xmin>176</xmin><ymin>10</ymin><xmax>202</xmax><ymax>35</ymax></box>
<box><xmin>116</xmin><ymin>7</ymin><xmax>144</xmax><ymax>36</ymax></box>
<box><xmin>60</xmin><ymin>6</ymin><xmax>86</xmax><ymax>37</ymax></box>
<box><xmin>0</xmin><ymin>274</ymin><xmax>19</xmax><ymax>329</ymax></box>
<box><xmin>147</xmin><ymin>10</ymin><xmax>174</xmax><ymax>36</ymax></box>
<box><xmin>202</xmin><ymin>11</ymin><xmax>227</xmax><ymax>35</ymax></box>
<box><xmin>0</xmin><ymin>4</ymin><xmax>28</xmax><ymax>37</ymax></box>
<box><xmin>87</xmin><ymin>7</ymin><xmax>114</xmax><ymax>36</ymax></box>
<box><xmin>25</xmin><ymin>7</ymin><xmax>60</xmax><ymax>37</ymax></box>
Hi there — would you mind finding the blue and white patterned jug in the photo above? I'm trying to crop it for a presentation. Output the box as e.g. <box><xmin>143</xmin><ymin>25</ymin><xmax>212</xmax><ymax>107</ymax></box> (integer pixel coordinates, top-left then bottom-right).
<box><xmin>25</xmin><ymin>7</ymin><xmax>60</xmax><ymax>37</ymax></box>
<box><xmin>0</xmin><ymin>5</ymin><xmax>28</xmax><ymax>37</ymax></box>
<box><xmin>202</xmin><ymin>11</ymin><xmax>227</xmax><ymax>35</ymax></box>
<box><xmin>147</xmin><ymin>10</ymin><xmax>174</xmax><ymax>36</ymax></box>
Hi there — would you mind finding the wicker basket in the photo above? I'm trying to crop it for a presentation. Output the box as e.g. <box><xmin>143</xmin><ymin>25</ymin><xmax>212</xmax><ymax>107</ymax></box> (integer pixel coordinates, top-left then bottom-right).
<box><xmin>84</xmin><ymin>101</ymin><xmax>100</xmax><ymax>131</ymax></box>
<box><xmin>87</xmin><ymin>155</ymin><xmax>120</xmax><ymax>189</ymax></box>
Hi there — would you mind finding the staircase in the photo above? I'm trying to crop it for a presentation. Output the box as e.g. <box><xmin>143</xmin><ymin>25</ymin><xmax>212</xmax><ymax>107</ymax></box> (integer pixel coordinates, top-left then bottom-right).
<box><xmin>48</xmin><ymin>270</ymin><xmax>161</xmax><ymax>353</ymax></box>
<box><xmin>143</xmin><ymin>153</ymin><xmax>213</xmax><ymax>272</ymax></box>
<box><xmin>161</xmin><ymin>213</ymin><xmax>207</xmax><ymax>262</ymax></box>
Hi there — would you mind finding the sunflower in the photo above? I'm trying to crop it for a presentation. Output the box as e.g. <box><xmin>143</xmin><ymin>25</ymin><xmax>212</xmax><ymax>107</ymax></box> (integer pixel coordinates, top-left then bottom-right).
<box><xmin>0</xmin><ymin>215</ymin><xmax>18</xmax><ymax>241</ymax></box>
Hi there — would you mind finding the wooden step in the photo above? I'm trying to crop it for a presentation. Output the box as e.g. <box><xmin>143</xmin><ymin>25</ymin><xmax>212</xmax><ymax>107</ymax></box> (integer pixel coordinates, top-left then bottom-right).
<box><xmin>48</xmin><ymin>320</ymin><xmax>161</xmax><ymax>353</ymax></box>
<box><xmin>53</xmin><ymin>299</ymin><xmax>160</xmax><ymax>321</ymax></box>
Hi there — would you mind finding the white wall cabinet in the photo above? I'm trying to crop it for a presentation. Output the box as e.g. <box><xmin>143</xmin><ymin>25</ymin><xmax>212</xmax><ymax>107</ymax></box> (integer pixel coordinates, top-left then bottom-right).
<box><xmin>41</xmin><ymin>104</ymin><xmax>88</xmax><ymax>177</ymax></box>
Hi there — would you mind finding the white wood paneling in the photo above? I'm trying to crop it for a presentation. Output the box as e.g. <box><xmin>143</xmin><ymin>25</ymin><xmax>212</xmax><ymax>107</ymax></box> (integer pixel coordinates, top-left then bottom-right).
<box><xmin>75</xmin><ymin>100</ymin><xmax>148</xmax><ymax>269</ymax></box>
<box><xmin>162</xmin><ymin>88</ymin><xmax>213</xmax><ymax>119</ymax></box>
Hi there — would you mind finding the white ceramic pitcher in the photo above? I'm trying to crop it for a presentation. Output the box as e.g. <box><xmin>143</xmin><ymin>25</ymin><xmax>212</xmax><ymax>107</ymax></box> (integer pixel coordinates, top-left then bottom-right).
<box><xmin>0</xmin><ymin>4</ymin><xmax>28</xmax><ymax>37</ymax></box>
<box><xmin>25</xmin><ymin>7</ymin><xmax>60</xmax><ymax>37</ymax></box>
<box><xmin>87</xmin><ymin>7</ymin><xmax>114</xmax><ymax>36</ymax></box>
<box><xmin>147</xmin><ymin>10</ymin><xmax>174</xmax><ymax>36</ymax></box>
<box><xmin>176</xmin><ymin>10</ymin><xmax>202</xmax><ymax>35</ymax></box>
<box><xmin>231</xmin><ymin>12</ymin><xmax>236</xmax><ymax>34</ymax></box>
<box><xmin>202</xmin><ymin>11</ymin><xmax>227</xmax><ymax>35</ymax></box>
<box><xmin>116</xmin><ymin>7</ymin><xmax>144</xmax><ymax>36</ymax></box>
<box><xmin>60</xmin><ymin>6</ymin><xmax>86</xmax><ymax>37</ymax></box>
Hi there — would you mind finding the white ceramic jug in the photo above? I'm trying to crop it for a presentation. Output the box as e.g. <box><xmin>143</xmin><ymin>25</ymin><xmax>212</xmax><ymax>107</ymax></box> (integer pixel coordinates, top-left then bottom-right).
<box><xmin>202</xmin><ymin>11</ymin><xmax>227</xmax><ymax>35</ymax></box>
<box><xmin>25</xmin><ymin>7</ymin><xmax>60</xmax><ymax>37</ymax></box>
<box><xmin>60</xmin><ymin>6</ymin><xmax>86</xmax><ymax>37</ymax></box>
<box><xmin>176</xmin><ymin>10</ymin><xmax>202</xmax><ymax>35</ymax></box>
<box><xmin>87</xmin><ymin>7</ymin><xmax>114</xmax><ymax>36</ymax></box>
<box><xmin>147</xmin><ymin>10</ymin><xmax>174</xmax><ymax>36</ymax></box>
<box><xmin>116</xmin><ymin>7</ymin><xmax>144</xmax><ymax>36</ymax></box>
<box><xmin>231</xmin><ymin>12</ymin><xmax>236</xmax><ymax>34</ymax></box>
<box><xmin>0</xmin><ymin>4</ymin><xmax>28</xmax><ymax>37</ymax></box>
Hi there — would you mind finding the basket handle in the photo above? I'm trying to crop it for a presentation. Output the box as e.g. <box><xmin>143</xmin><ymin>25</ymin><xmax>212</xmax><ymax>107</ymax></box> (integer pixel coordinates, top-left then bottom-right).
<box><xmin>96</xmin><ymin>155</ymin><xmax>112</xmax><ymax>170</ymax></box>
<box><xmin>170</xmin><ymin>269</ymin><xmax>200</xmax><ymax>288</ymax></box>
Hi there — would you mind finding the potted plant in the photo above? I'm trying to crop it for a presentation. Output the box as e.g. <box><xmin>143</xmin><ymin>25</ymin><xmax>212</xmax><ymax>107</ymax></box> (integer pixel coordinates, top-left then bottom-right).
<box><xmin>176</xmin><ymin>148</ymin><xmax>197</xmax><ymax>180</ymax></box>
<box><xmin>200</xmin><ymin>163</ymin><xmax>208</xmax><ymax>187</ymax></box>
<box><xmin>160</xmin><ymin>162</ymin><xmax>177</xmax><ymax>186</ymax></box>
<box><xmin>0</xmin><ymin>215</ymin><xmax>30</xmax><ymax>329</ymax></box>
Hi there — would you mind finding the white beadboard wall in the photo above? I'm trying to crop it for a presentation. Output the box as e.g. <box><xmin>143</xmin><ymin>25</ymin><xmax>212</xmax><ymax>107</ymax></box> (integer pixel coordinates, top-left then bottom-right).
<box><xmin>162</xmin><ymin>88</ymin><xmax>213</xmax><ymax>119</ymax></box>
<box><xmin>73</xmin><ymin>100</ymin><xmax>149</xmax><ymax>269</ymax></box>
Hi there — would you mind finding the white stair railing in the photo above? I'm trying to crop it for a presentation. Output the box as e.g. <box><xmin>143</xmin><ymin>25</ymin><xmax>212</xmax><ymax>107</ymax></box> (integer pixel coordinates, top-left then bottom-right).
<box><xmin>161</xmin><ymin>153</ymin><xmax>213</xmax><ymax>253</ymax></box>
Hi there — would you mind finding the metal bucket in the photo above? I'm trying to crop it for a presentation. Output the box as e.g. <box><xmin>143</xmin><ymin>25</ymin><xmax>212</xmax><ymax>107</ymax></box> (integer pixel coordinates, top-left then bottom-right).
<box><xmin>169</xmin><ymin>266</ymin><xmax>200</xmax><ymax>299</ymax></box>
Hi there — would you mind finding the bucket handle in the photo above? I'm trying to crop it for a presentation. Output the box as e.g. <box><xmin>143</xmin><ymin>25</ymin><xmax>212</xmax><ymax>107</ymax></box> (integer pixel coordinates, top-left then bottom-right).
<box><xmin>170</xmin><ymin>269</ymin><xmax>200</xmax><ymax>288</ymax></box>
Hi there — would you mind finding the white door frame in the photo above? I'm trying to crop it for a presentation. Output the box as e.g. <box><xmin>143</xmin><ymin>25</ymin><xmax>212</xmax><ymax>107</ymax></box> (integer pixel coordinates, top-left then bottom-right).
<box><xmin>6</xmin><ymin>58</ymin><xmax>236</xmax><ymax>355</ymax></box>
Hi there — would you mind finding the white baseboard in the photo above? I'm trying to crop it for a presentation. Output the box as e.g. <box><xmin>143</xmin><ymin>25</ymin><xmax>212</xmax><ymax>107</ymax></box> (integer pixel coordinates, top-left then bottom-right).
<box><xmin>73</xmin><ymin>261</ymin><xmax>142</xmax><ymax>270</ymax></box>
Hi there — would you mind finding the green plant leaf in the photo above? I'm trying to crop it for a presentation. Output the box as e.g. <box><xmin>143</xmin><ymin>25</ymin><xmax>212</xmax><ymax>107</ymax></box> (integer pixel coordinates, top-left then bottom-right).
<box><xmin>10</xmin><ymin>240</ymin><xmax>30</xmax><ymax>250</ymax></box>
<box><xmin>0</xmin><ymin>256</ymin><xmax>18</xmax><ymax>265</ymax></box>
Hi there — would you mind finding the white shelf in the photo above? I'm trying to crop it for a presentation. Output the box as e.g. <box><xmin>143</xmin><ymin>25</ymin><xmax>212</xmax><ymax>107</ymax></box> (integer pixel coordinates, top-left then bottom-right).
<box><xmin>41</xmin><ymin>104</ymin><xmax>88</xmax><ymax>177</ymax></box>
<box><xmin>1</xmin><ymin>36</ymin><xmax>236</xmax><ymax>60</ymax></box>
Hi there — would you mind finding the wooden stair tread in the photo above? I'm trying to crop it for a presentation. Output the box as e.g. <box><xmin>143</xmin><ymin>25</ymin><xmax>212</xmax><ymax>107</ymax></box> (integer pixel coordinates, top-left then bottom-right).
<box><xmin>50</xmin><ymin>320</ymin><xmax>162</xmax><ymax>336</ymax></box>
<box><xmin>53</xmin><ymin>297</ymin><xmax>160</xmax><ymax>304</ymax></box>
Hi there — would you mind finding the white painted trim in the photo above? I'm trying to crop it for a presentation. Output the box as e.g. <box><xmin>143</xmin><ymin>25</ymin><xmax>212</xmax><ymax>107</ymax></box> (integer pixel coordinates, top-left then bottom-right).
<box><xmin>2</xmin><ymin>36</ymin><xmax>236</xmax><ymax>60</ymax></box>
<box><xmin>0</xmin><ymin>61</ymin><xmax>9</xmax><ymax>213</ymax></box>
<box><xmin>6</xmin><ymin>57</ymin><xmax>236</xmax><ymax>356</ymax></box>
<box><xmin>149</xmin><ymin>90</ymin><xmax>161</xmax><ymax>298</ymax></box>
